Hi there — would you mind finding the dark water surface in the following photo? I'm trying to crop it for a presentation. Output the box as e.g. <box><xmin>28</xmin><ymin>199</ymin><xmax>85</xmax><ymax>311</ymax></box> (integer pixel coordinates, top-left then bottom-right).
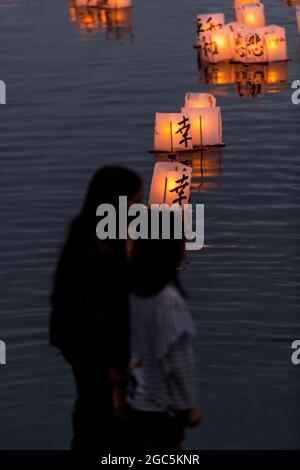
<box><xmin>0</xmin><ymin>0</ymin><xmax>300</xmax><ymax>449</ymax></box>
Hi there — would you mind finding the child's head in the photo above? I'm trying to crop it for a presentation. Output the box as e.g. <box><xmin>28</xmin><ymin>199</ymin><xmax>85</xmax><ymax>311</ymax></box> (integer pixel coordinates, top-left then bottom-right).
<box><xmin>130</xmin><ymin>210</ymin><xmax>186</xmax><ymax>297</ymax></box>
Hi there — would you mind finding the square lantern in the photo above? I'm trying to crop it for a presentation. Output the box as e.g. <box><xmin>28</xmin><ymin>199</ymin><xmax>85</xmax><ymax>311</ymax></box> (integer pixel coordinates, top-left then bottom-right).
<box><xmin>184</xmin><ymin>92</ymin><xmax>217</xmax><ymax>108</ymax></box>
<box><xmin>227</xmin><ymin>22</ymin><xmax>249</xmax><ymax>61</ymax></box>
<box><xmin>235</xmin><ymin>3</ymin><xmax>266</xmax><ymax>28</ymax></box>
<box><xmin>104</xmin><ymin>0</ymin><xmax>132</xmax><ymax>8</ymax></box>
<box><xmin>200</xmin><ymin>25</ymin><xmax>233</xmax><ymax>63</ymax></box>
<box><xmin>297</xmin><ymin>7</ymin><xmax>300</xmax><ymax>36</ymax></box>
<box><xmin>181</xmin><ymin>107</ymin><xmax>222</xmax><ymax>147</ymax></box>
<box><xmin>196</xmin><ymin>13</ymin><xmax>225</xmax><ymax>47</ymax></box>
<box><xmin>148</xmin><ymin>162</ymin><xmax>192</xmax><ymax>207</ymax></box>
<box><xmin>262</xmin><ymin>25</ymin><xmax>288</xmax><ymax>62</ymax></box>
<box><xmin>153</xmin><ymin>113</ymin><xmax>193</xmax><ymax>153</ymax></box>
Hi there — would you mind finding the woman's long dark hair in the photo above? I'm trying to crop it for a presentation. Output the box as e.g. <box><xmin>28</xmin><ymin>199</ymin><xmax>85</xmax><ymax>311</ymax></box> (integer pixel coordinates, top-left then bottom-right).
<box><xmin>130</xmin><ymin>211</ymin><xmax>186</xmax><ymax>298</ymax></box>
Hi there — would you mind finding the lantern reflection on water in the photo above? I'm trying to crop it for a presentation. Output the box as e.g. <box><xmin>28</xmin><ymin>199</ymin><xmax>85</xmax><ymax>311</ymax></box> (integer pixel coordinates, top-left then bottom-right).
<box><xmin>235</xmin><ymin>3</ymin><xmax>266</xmax><ymax>28</ymax></box>
<box><xmin>184</xmin><ymin>92</ymin><xmax>216</xmax><ymax>108</ymax></box>
<box><xmin>181</xmin><ymin>107</ymin><xmax>222</xmax><ymax>147</ymax></box>
<box><xmin>199</xmin><ymin>60</ymin><xmax>288</xmax><ymax>96</ymax></box>
<box><xmin>196</xmin><ymin>13</ymin><xmax>225</xmax><ymax>47</ymax></box>
<box><xmin>148</xmin><ymin>162</ymin><xmax>192</xmax><ymax>207</ymax></box>
<box><xmin>153</xmin><ymin>113</ymin><xmax>193</xmax><ymax>153</ymax></box>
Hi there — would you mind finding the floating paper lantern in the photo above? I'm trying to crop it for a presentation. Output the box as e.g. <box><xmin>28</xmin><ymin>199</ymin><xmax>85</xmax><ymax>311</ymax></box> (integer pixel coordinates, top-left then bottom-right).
<box><xmin>263</xmin><ymin>25</ymin><xmax>288</xmax><ymax>62</ymax></box>
<box><xmin>104</xmin><ymin>0</ymin><xmax>132</xmax><ymax>8</ymax></box>
<box><xmin>200</xmin><ymin>25</ymin><xmax>233</xmax><ymax>63</ymax></box>
<box><xmin>181</xmin><ymin>107</ymin><xmax>222</xmax><ymax>147</ymax></box>
<box><xmin>196</xmin><ymin>13</ymin><xmax>225</xmax><ymax>47</ymax></box>
<box><xmin>235</xmin><ymin>3</ymin><xmax>265</xmax><ymax>28</ymax></box>
<box><xmin>148</xmin><ymin>162</ymin><xmax>192</xmax><ymax>207</ymax></box>
<box><xmin>154</xmin><ymin>113</ymin><xmax>193</xmax><ymax>153</ymax></box>
<box><xmin>297</xmin><ymin>7</ymin><xmax>300</xmax><ymax>36</ymax></box>
<box><xmin>184</xmin><ymin>92</ymin><xmax>217</xmax><ymax>108</ymax></box>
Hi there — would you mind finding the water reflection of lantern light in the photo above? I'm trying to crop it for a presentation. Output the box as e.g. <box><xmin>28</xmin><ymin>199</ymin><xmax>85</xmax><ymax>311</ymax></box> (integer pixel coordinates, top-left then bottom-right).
<box><xmin>235</xmin><ymin>3</ymin><xmax>266</xmax><ymax>28</ymax></box>
<box><xmin>68</xmin><ymin>0</ymin><xmax>77</xmax><ymax>22</ymax></box>
<box><xmin>148</xmin><ymin>162</ymin><xmax>192</xmax><ymax>207</ymax></box>
<box><xmin>184</xmin><ymin>92</ymin><xmax>217</xmax><ymax>108</ymax></box>
<box><xmin>181</xmin><ymin>107</ymin><xmax>222</xmax><ymax>147</ymax></box>
<box><xmin>196</xmin><ymin>13</ymin><xmax>224</xmax><ymax>47</ymax></box>
<box><xmin>77</xmin><ymin>7</ymin><xmax>99</xmax><ymax>34</ymax></box>
<box><xmin>105</xmin><ymin>7</ymin><xmax>133</xmax><ymax>41</ymax></box>
<box><xmin>153</xmin><ymin>113</ymin><xmax>194</xmax><ymax>154</ymax></box>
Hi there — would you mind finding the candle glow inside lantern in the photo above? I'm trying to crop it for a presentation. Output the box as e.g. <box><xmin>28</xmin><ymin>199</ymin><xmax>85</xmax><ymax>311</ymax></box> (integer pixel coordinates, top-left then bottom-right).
<box><xmin>200</xmin><ymin>25</ymin><xmax>234</xmax><ymax>63</ymax></box>
<box><xmin>196</xmin><ymin>13</ymin><xmax>225</xmax><ymax>47</ymax></box>
<box><xmin>263</xmin><ymin>25</ymin><xmax>288</xmax><ymax>62</ymax></box>
<box><xmin>148</xmin><ymin>162</ymin><xmax>192</xmax><ymax>207</ymax></box>
<box><xmin>181</xmin><ymin>107</ymin><xmax>222</xmax><ymax>147</ymax></box>
<box><xmin>234</xmin><ymin>0</ymin><xmax>260</xmax><ymax>6</ymax></box>
<box><xmin>235</xmin><ymin>3</ymin><xmax>266</xmax><ymax>28</ymax></box>
<box><xmin>154</xmin><ymin>113</ymin><xmax>194</xmax><ymax>153</ymax></box>
<box><xmin>184</xmin><ymin>92</ymin><xmax>217</xmax><ymax>108</ymax></box>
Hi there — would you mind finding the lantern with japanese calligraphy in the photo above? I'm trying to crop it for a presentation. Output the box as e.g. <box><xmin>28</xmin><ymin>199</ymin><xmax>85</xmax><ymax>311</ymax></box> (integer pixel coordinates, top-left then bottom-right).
<box><xmin>263</xmin><ymin>25</ymin><xmax>288</xmax><ymax>62</ymax></box>
<box><xmin>184</xmin><ymin>93</ymin><xmax>217</xmax><ymax>108</ymax></box>
<box><xmin>227</xmin><ymin>22</ymin><xmax>249</xmax><ymax>62</ymax></box>
<box><xmin>200</xmin><ymin>25</ymin><xmax>234</xmax><ymax>63</ymax></box>
<box><xmin>196</xmin><ymin>13</ymin><xmax>225</xmax><ymax>47</ymax></box>
<box><xmin>297</xmin><ymin>6</ymin><xmax>300</xmax><ymax>35</ymax></box>
<box><xmin>181</xmin><ymin>107</ymin><xmax>222</xmax><ymax>147</ymax></box>
<box><xmin>153</xmin><ymin>113</ymin><xmax>193</xmax><ymax>153</ymax></box>
<box><xmin>104</xmin><ymin>0</ymin><xmax>132</xmax><ymax>8</ymax></box>
<box><xmin>235</xmin><ymin>3</ymin><xmax>265</xmax><ymax>28</ymax></box>
<box><xmin>148</xmin><ymin>162</ymin><xmax>192</xmax><ymax>207</ymax></box>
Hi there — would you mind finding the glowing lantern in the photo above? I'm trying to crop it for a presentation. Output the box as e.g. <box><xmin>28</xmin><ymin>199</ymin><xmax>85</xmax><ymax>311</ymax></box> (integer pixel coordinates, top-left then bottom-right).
<box><xmin>196</xmin><ymin>13</ymin><xmax>224</xmax><ymax>47</ymax></box>
<box><xmin>153</xmin><ymin>113</ymin><xmax>193</xmax><ymax>153</ymax></box>
<box><xmin>200</xmin><ymin>25</ymin><xmax>234</xmax><ymax>63</ymax></box>
<box><xmin>181</xmin><ymin>107</ymin><xmax>222</xmax><ymax>147</ymax></box>
<box><xmin>184</xmin><ymin>92</ymin><xmax>216</xmax><ymax>108</ymax></box>
<box><xmin>148</xmin><ymin>162</ymin><xmax>192</xmax><ymax>207</ymax></box>
<box><xmin>235</xmin><ymin>3</ymin><xmax>265</xmax><ymax>28</ymax></box>
<box><xmin>297</xmin><ymin>7</ymin><xmax>300</xmax><ymax>36</ymax></box>
<box><xmin>263</xmin><ymin>25</ymin><xmax>288</xmax><ymax>62</ymax></box>
<box><xmin>104</xmin><ymin>0</ymin><xmax>132</xmax><ymax>8</ymax></box>
<box><xmin>226</xmin><ymin>22</ymin><xmax>249</xmax><ymax>61</ymax></box>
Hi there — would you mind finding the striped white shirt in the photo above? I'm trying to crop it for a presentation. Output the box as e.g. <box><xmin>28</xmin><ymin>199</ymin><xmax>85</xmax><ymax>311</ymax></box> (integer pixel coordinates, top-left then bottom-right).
<box><xmin>128</xmin><ymin>285</ymin><xmax>196</xmax><ymax>412</ymax></box>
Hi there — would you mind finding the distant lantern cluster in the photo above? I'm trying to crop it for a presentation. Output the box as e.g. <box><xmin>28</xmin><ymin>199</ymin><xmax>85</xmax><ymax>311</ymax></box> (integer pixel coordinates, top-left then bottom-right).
<box><xmin>196</xmin><ymin>0</ymin><xmax>288</xmax><ymax>64</ymax></box>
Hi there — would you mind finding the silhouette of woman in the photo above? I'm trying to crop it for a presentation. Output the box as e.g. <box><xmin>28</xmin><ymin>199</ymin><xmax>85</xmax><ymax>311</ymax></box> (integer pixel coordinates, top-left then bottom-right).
<box><xmin>50</xmin><ymin>166</ymin><xmax>142</xmax><ymax>451</ymax></box>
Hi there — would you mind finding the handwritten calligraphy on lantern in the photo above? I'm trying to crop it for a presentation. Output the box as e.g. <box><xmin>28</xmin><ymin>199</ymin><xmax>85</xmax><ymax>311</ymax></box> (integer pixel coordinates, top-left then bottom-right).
<box><xmin>169</xmin><ymin>173</ymin><xmax>190</xmax><ymax>205</ymax></box>
<box><xmin>176</xmin><ymin>116</ymin><xmax>192</xmax><ymax>148</ymax></box>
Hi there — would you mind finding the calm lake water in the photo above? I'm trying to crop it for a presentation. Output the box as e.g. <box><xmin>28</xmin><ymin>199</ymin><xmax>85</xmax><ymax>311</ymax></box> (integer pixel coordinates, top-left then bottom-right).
<box><xmin>0</xmin><ymin>0</ymin><xmax>300</xmax><ymax>450</ymax></box>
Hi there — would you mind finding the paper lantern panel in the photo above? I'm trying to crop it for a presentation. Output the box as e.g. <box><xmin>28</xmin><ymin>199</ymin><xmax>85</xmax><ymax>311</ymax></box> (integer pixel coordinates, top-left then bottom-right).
<box><xmin>196</xmin><ymin>13</ymin><xmax>224</xmax><ymax>47</ymax></box>
<box><xmin>234</xmin><ymin>0</ymin><xmax>260</xmax><ymax>6</ymax></box>
<box><xmin>263</xmin><ymin>25</ymin><xmax>288</xmax><ymax>62</ymax></box>
<box><xmin>148</xmin><ymin>162</ymin><xmax>192</xmax><ymax>207</ymax></box>
<box><xmin>200</xmin><ymin>26</ymin><xmax>233</xmax><ymax>63</ymax></box>
<box><xmin>154</xmin><ymin>113</ymin><xmax>193</xmax><ymax>153</ymax></box>
<box><xmin>184</xmin><ymin>93</ymin><xmax>217</xmax><ymax>108</ymax></box>
<box><xmin>235</xmin><ymin>3</ymin><xmax>265</xmax><ymax>28</ymax></box>
<box><xmin>181</xmin><ymin>107</ymin><xmax>222</xmax><ymax>147</ymax></box>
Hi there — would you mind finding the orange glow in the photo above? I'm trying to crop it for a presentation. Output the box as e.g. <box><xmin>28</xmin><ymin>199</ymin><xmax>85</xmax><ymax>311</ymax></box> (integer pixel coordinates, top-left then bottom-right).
<box><xmin>267</xmin><ymin>39</ymin><xmax>278</xmax><ymax>50</ymax></box>
<box><xmin>214</xmin><ymin>36</ymin><xmax>224</xmax><ymax>48</ymax></box>
<box><xmin>246</xmin><ymin>13</ymin><xmax>255</xmax><ymax>25</ymax></box>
